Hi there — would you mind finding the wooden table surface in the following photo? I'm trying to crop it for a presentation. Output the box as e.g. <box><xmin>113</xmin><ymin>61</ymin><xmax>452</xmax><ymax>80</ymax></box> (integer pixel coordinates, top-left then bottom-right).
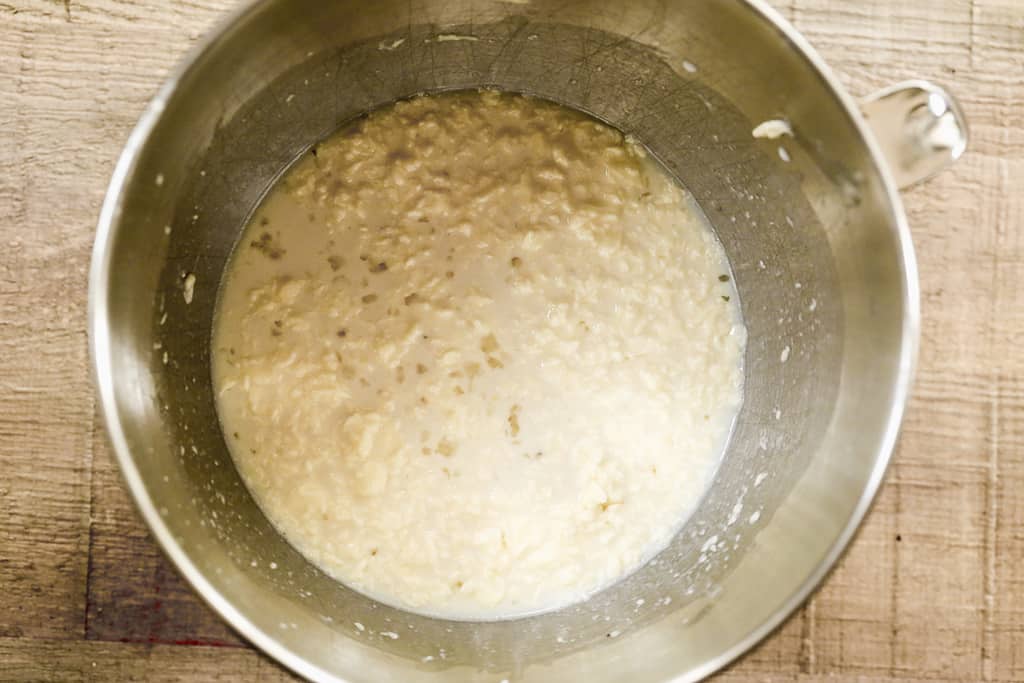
<box><xmin>2</xmin><ymin>1</ymin><xmax>1022</xmax><ymax>681</ymax></box>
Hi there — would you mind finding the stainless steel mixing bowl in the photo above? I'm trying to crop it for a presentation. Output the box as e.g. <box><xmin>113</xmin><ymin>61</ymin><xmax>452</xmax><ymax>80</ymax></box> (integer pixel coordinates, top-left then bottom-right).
<box><xmin>89</xmin><ymin>1</ymin><xmax>967</xmax><ymax>681</ymax></box>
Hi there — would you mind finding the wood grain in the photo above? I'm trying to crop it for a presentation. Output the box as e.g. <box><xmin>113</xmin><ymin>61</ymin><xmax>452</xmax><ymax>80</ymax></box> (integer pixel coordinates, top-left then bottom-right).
<box><xmin>1</xmin><ymin>0</ymin><xmax>1021</xmax><ymax>680</ymax></box>
<box><xmin>84</xmin><ymin>436</ymin><xmax>244</xmax><ymax>647</ymax></box>
<box><xmin>0</xmin><ymin>637</ymin><xmax>288</xmax><ymax>683</ymax></box>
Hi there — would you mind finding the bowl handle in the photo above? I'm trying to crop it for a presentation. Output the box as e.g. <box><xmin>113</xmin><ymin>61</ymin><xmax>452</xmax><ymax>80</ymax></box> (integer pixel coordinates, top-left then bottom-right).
<box><xmin>860</xmin><ymin>80</ymin><xmax>968</xmax><ymax>189</ymax></box>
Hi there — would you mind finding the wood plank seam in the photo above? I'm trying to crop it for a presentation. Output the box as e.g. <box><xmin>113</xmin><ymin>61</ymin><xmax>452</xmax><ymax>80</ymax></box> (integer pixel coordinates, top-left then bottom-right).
<box><xmin>981</xmin><ymin>121</ymin><xmax>1014</xmax><ymax>681</ymax></box>
<box><xmin>798</xmin><ymin>599</ymin><xmax>816</xmax><ymax>674</ymax></box>
<box><xmin>890</xmin><ymin>459</ymin><xmax>903</xmax><ymax>677</ymax></box>
<box><xmin>981</xmin><ymin>370</ymin><xmax>999</xmax><ymax>682</ymax></box>
<box><xmin>82</xmin><ymin>493</ymin><xmax>97</xmax><ymax>641</ymax></box>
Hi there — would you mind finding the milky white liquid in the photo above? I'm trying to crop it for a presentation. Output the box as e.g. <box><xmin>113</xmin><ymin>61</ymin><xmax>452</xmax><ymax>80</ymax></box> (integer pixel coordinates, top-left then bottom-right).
<box><xmin>212</xmin><ymin>90</ymin><xmax>746</xmax><ymax>620</ymax></box>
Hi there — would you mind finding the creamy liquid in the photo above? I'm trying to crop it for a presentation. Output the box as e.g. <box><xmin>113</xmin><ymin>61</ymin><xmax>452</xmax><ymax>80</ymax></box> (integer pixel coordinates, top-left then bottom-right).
<box><xmin>212</xmin><ymin>91</ymin><xmax>746</xmax><ymax>620</ymax></box>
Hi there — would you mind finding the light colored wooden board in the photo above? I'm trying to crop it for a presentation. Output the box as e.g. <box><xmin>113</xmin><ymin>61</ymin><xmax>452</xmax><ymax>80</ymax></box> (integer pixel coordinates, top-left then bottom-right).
<box><xmin>0</xmin><ymin>0</ymin><xmax>231</xmax><ymax>644</ymax></box>
<box><xmin>715</xmin><ymin>675</ymin><xmax>1017</xmax><ymax>683</ymax></box>
<box><xmin>84</xmin><ymin>435</ymin><xmax>244</xmax><ymax>646</ymax></box>
<box><xmin>0</xmin><ymin>0</ymin><xmax>1021</xmax><ymax>680</ymax></box>
<box><xmin>0</xmin><ymin>637</ymin><xmax>289</xmax><ymax>683</ymax></box>
<box><xmin>0</xmin><ymin>2</ymin><xmax>99</xmax><ymax>640</ymax></box>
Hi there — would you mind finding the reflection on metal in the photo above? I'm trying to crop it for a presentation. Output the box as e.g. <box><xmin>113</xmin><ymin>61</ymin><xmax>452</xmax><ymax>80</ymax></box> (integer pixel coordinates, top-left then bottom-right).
<box><xmin>861</xmin><ymin>80</ymin><xmax>969</xmax><ymax>189</ymax></box>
